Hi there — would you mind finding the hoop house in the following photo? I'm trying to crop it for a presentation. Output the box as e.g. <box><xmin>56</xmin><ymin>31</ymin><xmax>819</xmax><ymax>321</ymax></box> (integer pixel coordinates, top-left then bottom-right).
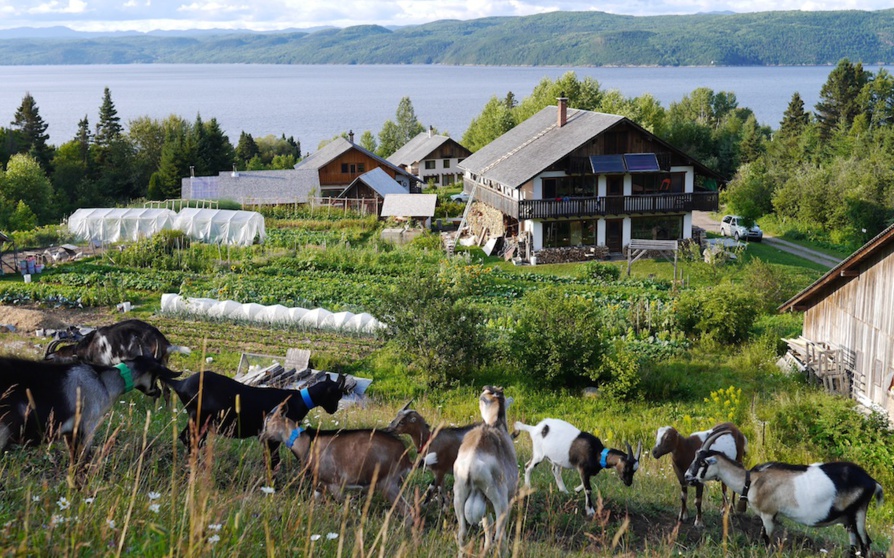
<box><xmin>173</xmin><ymin>208</ymin><xmax>266</xmax><ymax>246</ymax></box>
<box><xmin>68</xmin><ymin>208</ymin><xmax>176</xmax><ymax>243</ymax></box>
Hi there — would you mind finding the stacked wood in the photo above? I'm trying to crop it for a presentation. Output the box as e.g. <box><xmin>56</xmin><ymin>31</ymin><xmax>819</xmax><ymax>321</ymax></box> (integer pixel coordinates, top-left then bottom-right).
<box><xmin>534</xmin><ymin>245</ymin><xmax>610</xmax><ymax>264</ymax></box>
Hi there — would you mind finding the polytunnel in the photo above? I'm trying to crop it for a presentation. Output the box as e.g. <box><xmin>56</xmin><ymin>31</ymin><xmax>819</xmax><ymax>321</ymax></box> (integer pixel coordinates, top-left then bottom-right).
<box><xmin>68</xmin><ymin>208</ymin><xmax>177</xmax><ymax>243</ymax></box>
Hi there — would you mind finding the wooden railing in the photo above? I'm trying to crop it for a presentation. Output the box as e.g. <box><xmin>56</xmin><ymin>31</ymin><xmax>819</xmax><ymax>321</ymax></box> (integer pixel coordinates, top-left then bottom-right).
<box><xmin>517</xmin><ymin>192</ymin><xmax>718</xmax><ymax>219</ymax></box>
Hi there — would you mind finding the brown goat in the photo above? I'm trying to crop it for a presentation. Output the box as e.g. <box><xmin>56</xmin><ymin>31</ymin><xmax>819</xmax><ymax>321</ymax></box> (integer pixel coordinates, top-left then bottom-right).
<box><xmin>387</xmin><ymin>406</ymin><xmax>477</xmax><ymax>506</ymax></box>
<box><xmin>651</xmin><ymin>422</ymin><xmax>747</xmax><ymax>526</ymax></box>
<box><xmin>260</xmin><ymin>412</ymin><xmax>414</xmax><ymax>518</ymax></box>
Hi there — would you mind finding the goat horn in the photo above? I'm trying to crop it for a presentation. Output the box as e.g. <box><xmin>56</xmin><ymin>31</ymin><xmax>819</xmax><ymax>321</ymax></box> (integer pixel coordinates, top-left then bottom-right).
<box><xmin>636</xmin><ymin>440</ymin><xmax>642</xmax><ymax>460</ymax></box>
<box><xmin>399</xmin><ymin>399</ymin><xmax>413</xmax><ymax>412</ymax></box>
<box><xmin>626</xmin><ymin>442</ymin><xmax>634</xmax><ymax>458</ymax></box>
<box><xmin>700</xmin><ymin>428</ymin><xmax>729</xmax><ymax>451</ymax></box>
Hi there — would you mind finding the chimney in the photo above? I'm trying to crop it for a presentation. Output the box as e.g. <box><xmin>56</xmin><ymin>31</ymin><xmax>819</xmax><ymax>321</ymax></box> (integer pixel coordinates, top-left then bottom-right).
<box><xmin>348</xmin><ymin>130</ymin><xmax>354</xmax><ymax>143</ymax></box>
<box><xmin>557</xmin><ymin>94</ymin><xmax>568</xmax><ymax>127</ymax></box>
<box><xmin>428</xmin><ymin>125</ymin><xmax>434</xmax><ymax>138</ymax></box>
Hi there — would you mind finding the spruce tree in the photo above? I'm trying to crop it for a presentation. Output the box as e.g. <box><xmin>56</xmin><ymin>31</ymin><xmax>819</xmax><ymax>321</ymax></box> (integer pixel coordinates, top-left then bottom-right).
<box><xmin>11</xmin><ymin>93</ymin><xmax>51</xmax><ymax>169</ymax></box>
<box><xmin>815</xmin><ymin>59</ymin><xmax>869</xmax><ymax>137</ymax></box>
<box><xmin>235</xmin><ymin>131</ymin><xmax>259</xmax><ymax>166</ymax></box>
<box><xmin>94</xmin><ymin>87</ymin><xmax>123</xmax><ymax>147</ymax></box>
<box><xmin>76</xmin><ymin>115</ymin><xmax>91</xmax><ymax>164</ymax></box>
<box><xmin>779</xmin><ymin>92</ymin><xmax>810</xmax><ymax>137</ymax></box>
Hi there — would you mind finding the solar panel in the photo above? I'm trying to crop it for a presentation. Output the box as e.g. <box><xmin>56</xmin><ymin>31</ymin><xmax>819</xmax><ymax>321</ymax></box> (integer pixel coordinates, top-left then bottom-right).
<box><xmin>623</xmin><ymin>153</ymin><xmax>661</xmax><ymax>172</ymax></box>
<box><xmin>590</xmin><ymin>155</ymin><xmax>626</xmax><ymax>174</ymax></box>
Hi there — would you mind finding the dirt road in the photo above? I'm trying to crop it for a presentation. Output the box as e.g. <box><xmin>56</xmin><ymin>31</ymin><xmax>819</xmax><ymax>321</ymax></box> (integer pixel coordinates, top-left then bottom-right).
<box><xmin>692</xmin><ymin>211</ymin><xmax>842</xmax><ymax>269</ymax></box>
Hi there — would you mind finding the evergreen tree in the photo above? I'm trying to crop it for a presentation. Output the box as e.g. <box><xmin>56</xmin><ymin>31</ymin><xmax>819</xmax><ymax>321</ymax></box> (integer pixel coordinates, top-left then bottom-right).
<box><xmin>202</xmin><ymin>118</ymin><xmax>235</xmax><ymax>173</ymax></box>
<box><xmin>94</xmin><ymin>87</ymin><xmax>123</xmax><ymax>147</ymax></box>
<box><xmin>858</xmin><ymin>68</ymin><xmax>894</xmax><ymax>130</ymax></box>
<box><xmin>11</xmin><ymin>93</ymin><xmax>52</xmax><ymax>169</ymax></box>
<box><xmin>76</xmin><ymin>115</ymin><xmax>91</xmax><ymax>164</ymax></box>
<box><xmin>156</xmin><ymin>126</ymin><xmax>193</xmax><ymax>199</ymax></box>
<box><xmin>190</xmin><ymin>114</ymin><xmax>210</xmax><ymax>175</ymax></box>
<box><xmin>235</xmin><ymin>131</ymin><xmax>259</xmax><ymax>167</ymax></box>
<box><xmin>779</xmin><ymin>92</ymin><xmax>811</xmax><ymax>137</ymax></box>
<box><xmin>815</xmin><ymin>59</ymin><xmax>868</xmax><ymax>137</ymax></box>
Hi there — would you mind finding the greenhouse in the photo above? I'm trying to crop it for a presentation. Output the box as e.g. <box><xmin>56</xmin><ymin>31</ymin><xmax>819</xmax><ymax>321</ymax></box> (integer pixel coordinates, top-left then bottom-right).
<box><xmin>68</xmin><ymin>208</ymin><xmax>177</xmax><ymax>243</ymax></box>
<box><xmin>173</xmin><ymin>208</ymin><xmax>266</xmax><ymax>246</ymax></box>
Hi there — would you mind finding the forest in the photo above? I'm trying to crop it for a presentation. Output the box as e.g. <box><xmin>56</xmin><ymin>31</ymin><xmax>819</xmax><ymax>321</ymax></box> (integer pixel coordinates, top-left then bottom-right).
<box><xmin>2</xmin><ymin>10</ymin><xmax>894</xmax><ymax>66</ymax></box>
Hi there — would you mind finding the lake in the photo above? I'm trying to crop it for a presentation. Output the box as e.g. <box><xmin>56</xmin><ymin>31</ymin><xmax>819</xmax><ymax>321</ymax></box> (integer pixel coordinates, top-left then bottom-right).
<box><xmin>0</xmin><ymin>64</ymin><xmax>883</xmax><ymax>152</ymax></box>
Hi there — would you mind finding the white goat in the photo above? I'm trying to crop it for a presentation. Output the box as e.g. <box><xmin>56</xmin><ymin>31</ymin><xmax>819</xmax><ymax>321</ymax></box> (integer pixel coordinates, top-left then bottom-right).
<box><xmin>514</xmin><ymin>418</ymin><xmax>641</xmax><ymax>516</ymax></box>
<box><xmin>685</xmin><ymin>429</ymin><xmax>884</xmax><ymax>557</ymax></box>
<box><xmin>453</xmin><ymin>386</ymin><xmax>517</xmax><ymax>555</ymax></box>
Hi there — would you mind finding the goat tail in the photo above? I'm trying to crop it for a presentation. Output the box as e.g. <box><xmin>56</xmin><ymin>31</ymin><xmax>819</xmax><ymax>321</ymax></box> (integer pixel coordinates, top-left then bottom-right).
<box><xmin>464</xmin><ymin>489</ymin><xmax>487</xmax><ymax>525</ymax></box>
<box><xmin>874</xmin><ymin>483</ymin><xmax>884</xmax><ymax>506</ymax></box>
<box><xmin>513</xmin><ymin>421</ymin><xmax>535</xmax><ymax>439</ymax></box>
<box><xmin>167</xmin><ymin>345</ymin><xmax>192</xmax><ymax>356</ymax></box>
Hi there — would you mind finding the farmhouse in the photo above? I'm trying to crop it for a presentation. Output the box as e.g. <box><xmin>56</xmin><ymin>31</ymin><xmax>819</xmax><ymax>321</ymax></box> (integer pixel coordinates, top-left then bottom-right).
<box><xmin>336</xmin><ymin>167</ymin><xmax>409</xmax><ymax>217</ymax></box>
<box><xmin>779</xmin><ymin>224</ymin><xmax>894</xmax><ymax>421</ymax></box>
<box><xmin>458</xmin><ymin>99</ymin><xmax>722</xmax><ymax>260</ymax></box>
<box><xmin>296</xmin><ymin>135</ymin><xmax>420</xmax><ymax>197</ymax></box>
<box><xmin>387</xmin><ymin>127</ymin><xmax>472</xmax><ymax>187</ymax></box>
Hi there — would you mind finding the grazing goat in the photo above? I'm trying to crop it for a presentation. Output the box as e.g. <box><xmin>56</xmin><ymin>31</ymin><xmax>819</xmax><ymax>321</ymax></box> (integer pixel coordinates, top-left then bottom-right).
<box><xmin>44</xmin><ymin>319</ymin><xmax>191</xmax><ymax>365</ymax></box>
<box><xmin>163</xmin><ymin>370</ymin><xmax>346</xmax><ymax>466</ymax></box>
<box><xmin>260</xmin><ymin>411</ymin><xmax>413</xmax><ymax>518</ymax></box>
<box><xmin>685</xmin><ymin>429</ymin><xmax>884</xmax><ymax>557</ymax></box>
<box><xmin>0</xmin><ymin>355</ymin><xmax>178</xmax><ymax>458</ymax></box>
<box><xmin>651</xmin><ymin>422</ymin><xmax>747</xmax><ymax>526</ymax></box>
<box><xmin>386</xmin><ymin>404</ymin><xmax>477</xmax><ymax>506</ymax></box>
<box><xmin>514</xmin><ymin>418</ymin><xmax>641</xmax><ymax>517</ymax></box>
<box><xmin>453</xmin><ymin>386</ymin><xmax>517</xmax><ymax>555</ymax></box>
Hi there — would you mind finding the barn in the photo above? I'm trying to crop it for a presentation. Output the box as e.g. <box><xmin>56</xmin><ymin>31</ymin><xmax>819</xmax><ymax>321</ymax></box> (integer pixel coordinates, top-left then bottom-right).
<box><xmin>779</xmin><ymin>224</ymin><xmax>894</xmax><ymax>421</ymax></box>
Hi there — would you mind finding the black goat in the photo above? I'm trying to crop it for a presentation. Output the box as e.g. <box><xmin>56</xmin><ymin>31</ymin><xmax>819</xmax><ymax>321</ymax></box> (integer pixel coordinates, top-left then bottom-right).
<box><xmin>45</xmin><ymin>319</ymin><xmax>191</xmax><ymax>365</ymax></box>
<box><xmin>0</xmin><ymin>355</ymin><xmax>179</xmax><ymax>459</ymax></box>
<box><xmin>162</xmin><ymin>370</ymin><xmax>347</xmax><ymax>466</ymax></box>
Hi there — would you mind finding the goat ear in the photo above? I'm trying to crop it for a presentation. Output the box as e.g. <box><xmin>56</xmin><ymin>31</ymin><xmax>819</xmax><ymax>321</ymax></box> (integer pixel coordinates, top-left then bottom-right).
<box><xmin>336</xmin><ymin>373</ymin><xmax>346</xmax><ymax>389</ymax></box>
<box><xmin>505</xmin><ymin>396</ymin><xmax>514</xmax><ymax>409</ymax></box>
<box><xmin>626</xmin><ymin>442</ymin><xmax>634</xmax><ymax>459</ymax></box>
<box><xmin>706</xmin><ymin>456</ymin><xmax>717</xmax><ymax>465</ymax></box>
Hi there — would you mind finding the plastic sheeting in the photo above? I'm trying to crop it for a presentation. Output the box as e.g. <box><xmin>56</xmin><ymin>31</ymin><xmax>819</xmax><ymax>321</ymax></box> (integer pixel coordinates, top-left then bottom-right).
<box><xmin>173</xmin><ymin>208</ymin><xmax>266</xmax><ymax>246</ymax></box>
<box><xmin>160</xmin><ymin>294</ymin><xmax>383</xmax><ymax>334</ymax></box>
<box><xmin>68</xmin><ymin>208</ymin><xmax>177</xmax><ymax>243</ymax></box>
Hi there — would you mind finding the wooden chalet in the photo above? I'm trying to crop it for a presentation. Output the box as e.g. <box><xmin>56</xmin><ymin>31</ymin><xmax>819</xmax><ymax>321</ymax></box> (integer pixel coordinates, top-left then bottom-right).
<box><xmin>387</xmin><ymin>127</ymin><xmax>472</xmax><ymax>187</ymax></box>
<box><xmin>457</xmin><ymin>99</ymin><xmax>722</xmax><ymax>258</ymax></box>
<box><xmin>779</xmin><ymin>224</ymin><xmax>894</xmax><ymax>421</ymax></box>
<box><xmin>296</xmin><ymin>135</ymin><xmax>420</xmax><ymax>197</ymax></box>
<box><xmin>337</xmin><ymin>167</ymin><xmax>409</xmax><ymax>216</ymax></box>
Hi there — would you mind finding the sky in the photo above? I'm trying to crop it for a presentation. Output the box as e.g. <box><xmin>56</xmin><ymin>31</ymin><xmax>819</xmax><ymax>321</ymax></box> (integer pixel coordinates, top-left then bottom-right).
<box><xmin>0</xmin><ymin>0</ymin><xmax>888</xmax><ymax>33</ymax></box>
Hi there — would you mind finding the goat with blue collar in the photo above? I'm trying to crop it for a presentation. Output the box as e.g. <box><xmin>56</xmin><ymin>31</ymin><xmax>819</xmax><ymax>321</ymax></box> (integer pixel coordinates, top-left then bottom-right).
<box><xmin>162</xmin><ymin>370</ymin><xmax>347</xmax><ymax>468</ymax></box>
<box><xmin>514</xmin><ymin>418</ymin><xmax>641</xmax><ymax>516</ymax></box>
<box><xmin>0</xmin><ymin>355</ymin><xmax>179</xmax><ymax>460</ymax></box>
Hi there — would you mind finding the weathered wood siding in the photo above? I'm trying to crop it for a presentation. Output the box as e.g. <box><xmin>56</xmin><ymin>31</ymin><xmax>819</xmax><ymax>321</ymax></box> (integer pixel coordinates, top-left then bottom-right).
<box><xmin>803</xmin><ymin>245</ymin><xmax>894</xmax><ymax>410</ymax></box>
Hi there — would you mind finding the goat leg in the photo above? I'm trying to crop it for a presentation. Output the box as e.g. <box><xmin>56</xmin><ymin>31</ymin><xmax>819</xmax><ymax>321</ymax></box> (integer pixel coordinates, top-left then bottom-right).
<box><xmin>677</xmin><ymin>484</ymin><xmax>688</xmax><ymax>523</ymax></box>
<box><xmin>693</xmin><ymin>483</ymin><xmax>704</xmax><ymax>527</ymax></box>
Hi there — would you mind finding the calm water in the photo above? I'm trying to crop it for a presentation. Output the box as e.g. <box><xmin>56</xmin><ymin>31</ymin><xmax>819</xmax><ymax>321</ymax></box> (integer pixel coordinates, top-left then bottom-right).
<box><xmin>0</xmin><ymin>64</ymin><xmax>883</xmax><ymax>152</ymax></box>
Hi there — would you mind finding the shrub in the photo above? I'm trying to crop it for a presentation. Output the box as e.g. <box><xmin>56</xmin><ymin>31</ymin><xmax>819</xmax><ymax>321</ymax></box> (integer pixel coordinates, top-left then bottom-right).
<box><xmin>508</xmin><ymin>287</ymin><xmax>606</xmax><ymax>388</ymax></box>
<box><xmin>581</xmin><ymin>261</ymin><xmax>620</xmax><ymax>282</ymax></box>
<box><xmin>600</xmin><ymin>342</ymin><xmax>643</xmax><ymax>401</ymax></box>
<box><xmin>675</xmin><ymin>283</ymin><xmax>758</xmax><ymax>344</ymax></box>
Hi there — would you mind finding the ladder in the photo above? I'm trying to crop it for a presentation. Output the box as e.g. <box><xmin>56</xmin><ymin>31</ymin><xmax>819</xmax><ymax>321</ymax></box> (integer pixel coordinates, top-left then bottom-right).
<box><xmin>455</xmin><ymin>184</ymin><xmax>478</xmax><ymax>239</ymax></box>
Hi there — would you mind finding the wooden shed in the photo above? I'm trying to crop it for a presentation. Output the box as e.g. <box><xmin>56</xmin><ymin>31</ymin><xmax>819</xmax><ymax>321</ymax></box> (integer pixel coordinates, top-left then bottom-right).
<box><xmin>779</xmin><ymin>224</ymin><xmax>894</xmax><ymax>421</ymax></box>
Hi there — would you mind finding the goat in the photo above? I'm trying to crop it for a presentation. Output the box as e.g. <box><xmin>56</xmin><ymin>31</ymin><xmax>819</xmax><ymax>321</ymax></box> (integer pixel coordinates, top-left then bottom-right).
<box><xmin>453</xmin><ymin>386</ymin><xmax>517</xmax><ymax>555</ymax></box>
<box><xmin>386</xmin><ymin>404</ymin><xmax>477</xmax><ymax>506</ymax></box>
<box><xmin>260</xmin><ymin>411</ymin><xmax>413</xmax><ymax>518</ymax></box>
<box><xmin>44</xmin><ymin>319</ymin><xmax>191</xmax><ymax>365</ymax></box>
<box><xmin>0</xmin><ymin>355</ymin><xmax>179</xmax><ymax>459</ymax></box>
<box><xmin>685</xmin><ymin>429</ymin><xmax>884</xmax><ymax>557</ymax></box>
<box><xmin>162</xmin><ymin>370</ymin><xmax>346</xmax><ymax>467</ymax></box>
<box><xmin>651</xmin><ymin>422</ymin><xmax>747</xmax><ymax>526</ymax></box>
<box><xmin>514</xmin><ymin>418</ymin><xmax>641</xmax><ymax>517</ymax></box>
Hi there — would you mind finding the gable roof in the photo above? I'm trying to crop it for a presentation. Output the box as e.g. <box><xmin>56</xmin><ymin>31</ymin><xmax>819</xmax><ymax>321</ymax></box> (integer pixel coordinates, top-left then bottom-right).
<box><xmin>459</xmin><ymin>105</ymin><xmax>723</xmax><ymax>189</ymax></box>
<box><xmin>381</xmin><ymin>194</ymin><xmax>437</xmax><ymax>218</ymax></box>
<box><xmin>387</xmin><ymin>133</ymin><xmax>466</xmax><ymax>167</ymax></box>
<box><xmin>337</xmin><ymin>167</ymin><xmax>408</xmax><ymax>198</ymax></box>
<box><xmin>182</xmin><ymin>169</ymin><xmax>319</xmax><ymax>204</ymax></box>
<box><xmin>779</xmin><ymin>222</ymin><xmax>894</xmax><ymax>313</ymax></box>
<box><xmin>296</xmin><ymin>136</ymin><xmax>419</xmax><ymax>182</ymax></box>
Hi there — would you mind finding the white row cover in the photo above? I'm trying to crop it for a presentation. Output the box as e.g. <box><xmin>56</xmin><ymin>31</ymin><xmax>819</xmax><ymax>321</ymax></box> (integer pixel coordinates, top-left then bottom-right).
<box><xmin>173</xmin><ymin>208</ymin><xmax>266</xmax><ymax>247</ymax></box>
<box><xmin>68</xmin><ymin>208</ymin><xmax>177</xmax><ymax>243</ymax></box>
<box><xmin>160</xmin><ymin>294</ymin><xmax>383</xmax><ymax>334</ymax></box>
<box><xmin>67</xmin><ymin>207</ymin><xmax>265</xmax><ymax>246</ymax></box>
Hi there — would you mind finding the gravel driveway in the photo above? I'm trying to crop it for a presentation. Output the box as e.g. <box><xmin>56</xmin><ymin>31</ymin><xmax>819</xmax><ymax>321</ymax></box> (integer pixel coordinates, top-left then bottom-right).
<box><xmin>692</xmin><ymin>211</ymin><xmax>841</xmax><ymax>268</ymax></box>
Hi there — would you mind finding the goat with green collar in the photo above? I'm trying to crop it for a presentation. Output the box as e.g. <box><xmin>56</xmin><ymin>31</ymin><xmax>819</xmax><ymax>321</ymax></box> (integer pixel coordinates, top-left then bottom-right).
<box><xmin>514</xmin><ymin>418</ymin><xmax>641</xmax><ymax>516</ymax></box>
<box><xmin>0</xmin><ymin>355</ymin><xmax>178</xmax><ymax>459</ymax></box>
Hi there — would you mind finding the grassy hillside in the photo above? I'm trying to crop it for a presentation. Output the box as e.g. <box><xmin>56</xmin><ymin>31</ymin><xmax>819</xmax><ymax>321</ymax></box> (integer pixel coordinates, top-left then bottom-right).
<box><xmin>0</xmin><ymin>212</ymin><xmax>891</xmax><ymax>556</ymax></box>
<box><xmin>2</xmin><ymin>9</ymin><xmax>894</xmax><ymax>66</ymax></box>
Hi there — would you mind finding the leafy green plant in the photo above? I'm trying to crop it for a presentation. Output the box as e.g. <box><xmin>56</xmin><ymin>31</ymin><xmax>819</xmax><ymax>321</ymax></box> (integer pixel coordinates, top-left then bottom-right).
<box><xmin>674</xmin><ymin>283</ymin><xmax>758</xmax><ymax>344</ymax></box>
<box><xmin>580</xmin><ymin>261</ymin><xmax>621</xmax><ymax>282</ymax></box>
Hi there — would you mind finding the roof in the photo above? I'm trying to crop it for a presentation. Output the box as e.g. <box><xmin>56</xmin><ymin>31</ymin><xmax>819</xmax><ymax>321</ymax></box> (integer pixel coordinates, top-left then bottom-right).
<box><xmin>387</xmin><ymin>133</ymin><xmax>465</xmax><ymax>167</ymax></box>
<box><xmin>779</xmin><ymin>222</ymin><xmax>894</xmax><ymax>313</ymax></box>
<box><xmin>381</xmin><ymin>194</ymin><xmax>437</xmax><ymax>218</ymax></box>
<box><xmin>296</xmin><ymin>137</ymin><xmax>419</xmax><ymax>182</ymax></box>
<box><xmin>338</xmin><ymin>168</ymin><xmax>408</xmax><ymax>198</ymax></box>
<box><xmin>182</xmin><ymin>169</ymin><xmax>319</xmax><ymax>204</ymax></box>
<box><xmin>459</xmin><ymin>105</ymin><xmax>723</xmax><ymax>189</ymax></box>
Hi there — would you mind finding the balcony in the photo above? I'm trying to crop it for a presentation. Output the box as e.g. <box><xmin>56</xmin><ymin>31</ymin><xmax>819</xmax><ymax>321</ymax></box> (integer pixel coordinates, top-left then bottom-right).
<box><xmin>515</xmin><ymin>192</ymin><xmax>719</xmax><ymax>219</ymax></box>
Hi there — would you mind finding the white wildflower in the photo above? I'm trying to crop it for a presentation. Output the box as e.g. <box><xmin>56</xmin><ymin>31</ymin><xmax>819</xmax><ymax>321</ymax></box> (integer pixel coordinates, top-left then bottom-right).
<box><xmin>31</xmin><ymin>496</ymin><xmax>40</xmax><ymax>502</ymax></box>
<box><xmin>107</xmin><ymin>519</ymin><xmax>116</xmax><ymax>529</ymax></box>
<box><xmin>85</xmin><ymin>497</ymin><xmax>95</xmax><ymax>504</ymax></box>
<box><xmin>260</xmin><ymin>486</ymin><xmax>275</xmax><ymax>495</ymax></box>
<box><xmin>51</xmin><ymin>514</ymin><xmax>64</xmax><ymax>526</ymax></box>
<box><xmin>149</xmin><ymin>504</ymin><xmax>160</xmax><ymax>514</ymax></box>
<box><xmin>147</xmin><ymin>491</ymin><xmax>161</xmax><ymax>500</ymax></box>
<box><xmin>310</xmin><ymin>534</ymin><xmax>321</xmax><ymax>541</ymax></box>
<box><xmin>206</xmin><ymin>357</ymin><xmax>214</xmax><ymax>363</ymax></box>
<box><xmin>208</xmin><ymin>534</ymin><xmax>220</xmax><ymax>544</ymax></box>
<box><xmin>57</xmin><ymin>497</ymin><xmax>70</xmax><ymax>510</ymax></box>
<box><xmin>208</xmin><ymin>523</ymin><xmax>222</xmax><ymax>531</ymax></box>
<box><xmin>326</xmin><ymin>532</ymin><xmax>338</xmax><ymax>540</ymax></box>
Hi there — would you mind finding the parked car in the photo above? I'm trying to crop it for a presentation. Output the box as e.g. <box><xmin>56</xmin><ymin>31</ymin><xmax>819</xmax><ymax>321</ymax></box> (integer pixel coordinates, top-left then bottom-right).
<box><xmin>450</xmin><ymin>191</ymin><xmax>470</xmax><ymax>202</ymax></box>
<box><xmin>720</xmin><ymin>215</ymin><xmax>763</xmax><ymax>242</ymax></box>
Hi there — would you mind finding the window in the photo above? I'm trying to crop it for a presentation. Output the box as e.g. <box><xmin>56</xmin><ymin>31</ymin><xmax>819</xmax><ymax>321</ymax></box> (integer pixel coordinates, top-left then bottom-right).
<box><xmin>542</xmin><ymin>176</ymin><xmax>596</xmax><ymax>199</ymax></box>
<box><xmin>631</xmin><ymin>216</ymin><xmax>683</xmax><ymax>240</ymax></box>
<box><xmin>341</xmin><ymin>163</ymin><xmax>349</xmax><ymax>173</ymax></box>
<box><xmin>543</xmin><ymin>219</ymin><xmax>597</xmax><ymax>248</ymax></box>
<box><xmin>443</xmin><ymin>159</ymin><xmax>450</xmax><ymax>168</ymax></box>
<box><xmin>357</xmin><ymin>163</ymin><xmax>365</xmax><ymax>173</ymax></box>
<box><xmin>425</xmin><ymin>160</ymin><xmax>436</xmax><ymax>170</ymax></box>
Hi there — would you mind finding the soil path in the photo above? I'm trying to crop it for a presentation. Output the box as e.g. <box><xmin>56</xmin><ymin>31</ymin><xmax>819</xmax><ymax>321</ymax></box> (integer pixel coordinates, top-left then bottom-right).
<box><xmin>692</xmin><ymin>211</ymin><xmax>842</xmax><ymax>268</ymax></box>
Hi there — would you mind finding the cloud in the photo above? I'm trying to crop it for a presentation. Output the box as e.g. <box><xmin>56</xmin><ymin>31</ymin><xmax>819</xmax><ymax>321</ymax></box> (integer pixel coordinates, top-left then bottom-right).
<box><xmin>27</xmin><ymin>0</ymin><xmax>88</xmax><ymax>14</ymax></box>
<box><xmin>177</xmin><ymin>0</ymin><xmax>250</xmax><ymax>13</ymax></box>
